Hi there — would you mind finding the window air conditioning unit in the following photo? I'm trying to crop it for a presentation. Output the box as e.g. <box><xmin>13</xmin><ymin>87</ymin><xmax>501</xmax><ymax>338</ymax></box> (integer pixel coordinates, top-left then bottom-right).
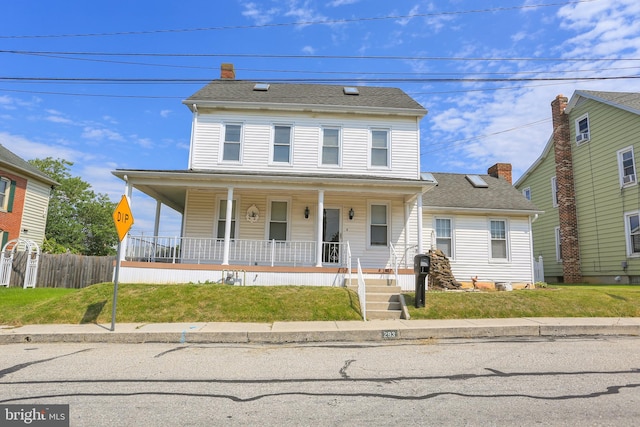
<box><xmin>623</xmin><ymin>174</ymin><xmax>636</xmax><ymax>184</ymax></box>
<box><xmin>576</xmin><ymin>132</ymin><xmax>590</xmax><ymax>143</ymax></box>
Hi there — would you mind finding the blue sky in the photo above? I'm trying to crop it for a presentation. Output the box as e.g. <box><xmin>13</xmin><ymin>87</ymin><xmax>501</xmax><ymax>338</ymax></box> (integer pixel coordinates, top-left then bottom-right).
<box><xmin>1</xmin><ymin>0</ymin><xmax>639</xmax><ymax>236</ymax></box>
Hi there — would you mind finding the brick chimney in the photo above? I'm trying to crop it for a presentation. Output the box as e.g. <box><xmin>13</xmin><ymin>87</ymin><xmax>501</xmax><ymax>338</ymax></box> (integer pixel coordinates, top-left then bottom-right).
<box><xmin>551</xmin><ymin>94</ymin><xmax>582</xmax><ymax>283</ymax></box>
<box><xmin>487</xmin><ymin>163</ymin><xmax>512</xmax><ymax>184</ymax></box>
<box><xmin>220</xmin><ymin>63</ymin><xmax>235</xmax><ymax>80</ymax></box>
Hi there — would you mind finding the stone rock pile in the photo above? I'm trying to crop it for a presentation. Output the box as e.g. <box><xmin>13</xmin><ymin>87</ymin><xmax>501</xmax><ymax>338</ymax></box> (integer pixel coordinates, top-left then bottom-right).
<box><xmin>427</xmin><ymin>249</ymin><xmax>462</xmax><ymax>290</ymax></box>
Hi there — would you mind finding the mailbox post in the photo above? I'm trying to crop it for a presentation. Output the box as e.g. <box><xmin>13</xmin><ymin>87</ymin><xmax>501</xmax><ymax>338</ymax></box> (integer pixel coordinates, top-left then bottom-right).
<box><xmin>413</xmin><ymin>254</ymin><xmax>431</xmax><ymax>308</ymax></box>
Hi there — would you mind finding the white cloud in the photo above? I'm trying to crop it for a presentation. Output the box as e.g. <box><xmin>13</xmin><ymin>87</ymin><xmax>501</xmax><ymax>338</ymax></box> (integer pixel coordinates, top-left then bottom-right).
<box><xmin>422</xmin><ymin>0</ymin><xmax>640</xmax><ymax>181</ymax></box>
<box><xmin>160</xmin><ymin>109</ymin><xmax>172</xmax><ymax>118</ymax></box>
<box><xmin>45</xmin><ymin>114</ymin><xmax>73</xmax><ymax>124</ymax></box>
<box><xmin>241</xmin><ymin>1</ymin><xmax>280</xmax><ymax>26</ymax></box>
<box><xmin>0</xmin><ymin>131</ymin><xmax>88</xmax><ymax>163</ymax></box>
<box><xmin>82</xmin><ymin>127</ymin><xmax>124</xmax><ymax>142</ymax></box>
<box><xmin>327</xmin><ymin>0</ymin><xmax>359</xmax><ymax>6</ymax></box>
<box><xmin>301</xmin><ymin>45</ymin><xmax>316</xmax><ymax>54</ymax></box>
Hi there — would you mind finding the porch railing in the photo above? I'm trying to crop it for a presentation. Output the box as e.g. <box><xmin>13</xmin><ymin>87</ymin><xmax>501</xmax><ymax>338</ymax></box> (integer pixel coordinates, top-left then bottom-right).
<box><xmin>356</xmin><ymin>258</ymin><xmax>366</xmax><ymax>321</ymax></box>
<box><xmin>126</xmin><ymin>235</ymin><xmax>351</xmax><ymax>268</ymax></box>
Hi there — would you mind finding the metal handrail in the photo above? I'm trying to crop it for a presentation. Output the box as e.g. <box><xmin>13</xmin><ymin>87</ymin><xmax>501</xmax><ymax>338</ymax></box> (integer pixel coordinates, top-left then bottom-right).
<box><xmin>357</xmin><ymin>258</ymin><xmax>366</xmax><ymax>322</ymax></box>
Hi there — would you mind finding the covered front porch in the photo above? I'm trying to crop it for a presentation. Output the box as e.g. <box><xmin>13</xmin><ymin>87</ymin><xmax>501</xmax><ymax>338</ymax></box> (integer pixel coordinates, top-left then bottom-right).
<box><xmin>112</xmin><ymin>169</ymin><xmax>436</xmax><ymax>289</ymax></box>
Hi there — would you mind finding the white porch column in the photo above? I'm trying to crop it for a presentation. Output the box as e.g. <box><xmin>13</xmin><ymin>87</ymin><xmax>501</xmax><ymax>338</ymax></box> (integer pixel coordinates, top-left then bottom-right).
<box><xmin>222</xmin><ymin>187</ymin><xmax>234</xmax><ymax>265</ymax></box>
<box><xmin>315</xmin><ymin>190</ymin><xmax>324</xmax><ymax>267</ymax></box>
<box><xmin>416</xmin><ymin>193</ymin><xmax>424</xmax><ymax>254</ymax></box>
<box><xmin>404</xmin><ymin>201</ymin><xmax>410</xmax><ymax>268</ymax></box>
<box><xmin>153</xmin><ymin>201</ymin><xmax>161</xmax><ymax>237</ymax></box>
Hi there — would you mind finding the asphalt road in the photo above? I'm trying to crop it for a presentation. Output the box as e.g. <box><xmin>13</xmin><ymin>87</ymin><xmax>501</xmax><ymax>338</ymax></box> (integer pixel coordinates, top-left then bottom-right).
<box><xmin>1</xmin><ymin>336</ymin><xmax>640</xmax><ymax>426</ymax></box>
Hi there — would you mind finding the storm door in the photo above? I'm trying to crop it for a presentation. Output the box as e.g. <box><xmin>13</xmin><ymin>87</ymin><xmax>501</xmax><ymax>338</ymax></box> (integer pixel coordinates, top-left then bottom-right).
<box><xmin>322</xmin><ymin>208</ymin><xmax>341</xmax><ymax>264</ymax></box>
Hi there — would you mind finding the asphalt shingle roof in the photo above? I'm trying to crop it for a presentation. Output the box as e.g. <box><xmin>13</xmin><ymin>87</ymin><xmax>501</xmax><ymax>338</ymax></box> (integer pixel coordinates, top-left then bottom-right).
<box><xmin>578</xmin><ymin>90</ymin><xmax>640</xmax><ymax>113</ymax></box>
<box><xmin>0</xmin><ymin>144</ymin><xmax>58</xmax><ymax>185</ymax></box>
<box><xmin>184</xmin><ymin>80</ymin><xmax>427</xmax><ymax>114</ymax></box>
<box><xmin>424</xmin><ymin>172</ymin><xmax>540</xmax><ymax>212</ymax></box>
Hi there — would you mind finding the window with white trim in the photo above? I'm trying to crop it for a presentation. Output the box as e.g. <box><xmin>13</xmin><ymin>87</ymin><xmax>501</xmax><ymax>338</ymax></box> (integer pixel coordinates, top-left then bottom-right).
<box><xmin>575</xmin><ymin>114</ymin><xmax>590</xmax><ymax>145</ymax></box>
<box><xmin>369</xmin><ymin>204</ymin><xmax>388</xmax><ymax>246</ymax></box>
<box><xmin>617</xmin><ymin>146</ymin><xmax>637</xmax><ymax>187</ymax></box>
<box><xmin>625</xmin><ymin>211</ymin><xmax>640</xmax><ymax>256</ymax></box>
<box><xmin>370</xmin><ymin>129</ymin><xmax>389</xmax><ymax>168</ymax></box>
<box><xmin>268</xmin><ymin>200</ymin><xmax>289</xmax><ymax>241</ymax></box>
<box><xmin>522</xmin><ymin>187</ymin><xmax>531</xmax><ymax>201</ymax></box>
<box><xmin>551</xmin><ymin>176</ymin><xmax>558</xmax><ymax>207</ymax></box>
<box><xmin>272</xmin><ymin>125</ymin><xmax>292</xmax><ymax>163</ymax></box>
<box><xmin>0</xmin><ymin>178</ymin><xmax>10</xmax><ymax>211</ymax></box>
<box><xmin>490</xmin><ymin>219</ymin><xmax>508</xmax><ymax>260</ymax></box>
<box><xmin>216</xmin><ymin>199</ymin><xmax>237</xmax><ymax>239</ymax></box>
<box><xmin>555</xmin><ymin>226</ymin><xmax>562</xmax><ymax>262</ymax></box>
<box><xmin>222</xmin><ymin>123</ymin><xmax>242</xmax><ymax>162</ymax></box>
<box><xmin>435</xmin><ymin>218</ymin><xmax>453</xmax><ymax>258</ymax></box>
<box><xmin>321</xmin><ymin>127</ymin><xmax>340</xmax><ymax>166</ymax></box>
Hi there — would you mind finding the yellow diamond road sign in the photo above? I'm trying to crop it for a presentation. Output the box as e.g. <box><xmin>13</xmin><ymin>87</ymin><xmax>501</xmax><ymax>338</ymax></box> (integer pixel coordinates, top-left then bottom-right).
<box><xmin>113</xmin><ymin>195</ymin><xmax>134</xmax><ymax>241</ymax></box>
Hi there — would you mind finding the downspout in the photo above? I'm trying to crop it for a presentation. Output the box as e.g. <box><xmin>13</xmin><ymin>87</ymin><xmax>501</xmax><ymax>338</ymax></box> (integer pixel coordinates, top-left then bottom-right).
<box><xmin>188</xmin><ymin>104</ymin><xmax>198</xmax><ymax>169</ymax></box>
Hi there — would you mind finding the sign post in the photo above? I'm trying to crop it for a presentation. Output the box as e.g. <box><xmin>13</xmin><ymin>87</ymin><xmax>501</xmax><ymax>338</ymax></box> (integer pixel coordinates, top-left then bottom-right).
<box><xmin>111</xmin><ymin>195</ymin><xmax>134</xmax><ymax>332</ymax></box>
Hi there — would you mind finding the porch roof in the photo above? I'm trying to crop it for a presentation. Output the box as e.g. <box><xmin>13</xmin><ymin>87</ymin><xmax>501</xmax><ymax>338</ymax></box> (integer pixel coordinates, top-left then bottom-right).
<box><xmin>112</xmin><ymin>169</ymin><xmax>437</xmax><ymax>213</ymax></box>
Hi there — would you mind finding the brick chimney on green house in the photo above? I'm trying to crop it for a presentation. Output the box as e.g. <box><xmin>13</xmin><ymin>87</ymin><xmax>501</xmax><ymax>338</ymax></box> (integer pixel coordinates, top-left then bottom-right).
<box><xmin>551</xmin><ymin>94</ymin><xmax>582</xmax><ymax>283</ymax></box>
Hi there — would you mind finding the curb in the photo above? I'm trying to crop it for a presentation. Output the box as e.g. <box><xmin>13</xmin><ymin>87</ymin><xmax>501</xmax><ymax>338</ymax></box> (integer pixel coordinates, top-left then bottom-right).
<box><xmin>2</xmin><ymin>320</ymin><xmax>639</xmax><ymax>345</ymax></box>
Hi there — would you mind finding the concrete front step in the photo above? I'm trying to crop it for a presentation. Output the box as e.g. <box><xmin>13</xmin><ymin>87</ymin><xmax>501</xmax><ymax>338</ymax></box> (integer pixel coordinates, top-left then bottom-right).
<box><xmin>366</xmin><ymin>285</ymin><xmax>401</xmax><ymax>294</ymax></box>
<box><xmin>366</xmin><ymin>309</ymin><xmax>402</xmax><ymax>320</ymax></box>
<box><xmin>366</xmin><ymin>293</ymin><xmax>400</xmax><ymax>303</ymax></box>
<box><xmin>345</xmin><ymin>278</ymin><xmax>396</xmax><ymax>287</ymax></box>
<box><xmin>366</xmin><ymin>301</ymin><xmax>402</xmax><ymax>311</ymax></box>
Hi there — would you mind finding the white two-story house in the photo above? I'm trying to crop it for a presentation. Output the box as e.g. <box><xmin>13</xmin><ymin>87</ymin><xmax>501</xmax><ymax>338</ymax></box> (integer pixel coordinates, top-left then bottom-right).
<box><xmin>114</xmin><ymin>64</ymin><xmax>541</xmax><ymax>293</ymax></box>
<box><xmin>113</xmin><ymin>64</ymin><xmax>435</xmax><ymax>288</ymax></box>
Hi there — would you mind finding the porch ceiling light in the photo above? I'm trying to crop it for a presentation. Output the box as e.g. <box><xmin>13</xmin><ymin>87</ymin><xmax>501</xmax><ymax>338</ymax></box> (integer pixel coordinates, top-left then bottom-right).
<box><xmin>349</xmin><ymin>208</ymin><xmax>354</xmax><ymax>220</ymax></box>
<box><xmin>304</xmin><ymin>206</ymin><xmax>309</xmax><ymax>219</ymax></box>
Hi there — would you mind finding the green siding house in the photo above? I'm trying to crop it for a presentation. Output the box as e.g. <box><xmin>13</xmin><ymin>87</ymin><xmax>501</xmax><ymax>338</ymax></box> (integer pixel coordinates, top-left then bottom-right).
<box><xmin>515</xmin><ymin>91</ymin><xmax>640</xmax><ymax>284</ymax></box>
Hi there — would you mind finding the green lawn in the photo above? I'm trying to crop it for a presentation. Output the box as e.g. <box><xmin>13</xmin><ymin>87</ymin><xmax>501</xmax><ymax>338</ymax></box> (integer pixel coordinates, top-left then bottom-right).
<box><xmin>407</xmin><ymin>285</ymin><xmax>640</xmax><ymax>319</ymax></box>
<box><xmin>1</xmin><ymin>283</ymin><xmax>640</xmax><ymax>326</ymax></box>
<box><xmin>0</xmin><ymin>283</ymin><xmax>362</xmax><ymax>326</ymax></box>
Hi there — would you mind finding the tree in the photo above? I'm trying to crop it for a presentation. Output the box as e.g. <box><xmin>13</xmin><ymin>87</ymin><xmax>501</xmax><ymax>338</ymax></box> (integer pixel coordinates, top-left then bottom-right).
<box><xmin>29</xmin><ymin>158</ymin><xmax>118</xmax><ymax>256</ymax></box>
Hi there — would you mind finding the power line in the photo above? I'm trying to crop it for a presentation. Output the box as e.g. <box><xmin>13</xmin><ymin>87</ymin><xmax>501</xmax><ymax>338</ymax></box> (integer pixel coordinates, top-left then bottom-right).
<box><xmin>1</xmin><ymin>76</ymin><xmax>637</xmax><ymax>84</ymax></box>
<box><xmin>4</xmin><ymin>49</ymin><xmax>637</xmax><ymax>63</ymax></box>
<box><xmin>0</xmin><ymin>1</ymin><xmax>598</xmax><ymax>39</ymax></box>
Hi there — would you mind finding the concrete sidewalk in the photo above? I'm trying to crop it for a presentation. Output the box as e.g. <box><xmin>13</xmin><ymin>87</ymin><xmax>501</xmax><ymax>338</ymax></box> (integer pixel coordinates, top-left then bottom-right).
<box><xmin>2</xmin><ymin>317</ymin><xmax>640</xmax><ymax>344</ymax></box>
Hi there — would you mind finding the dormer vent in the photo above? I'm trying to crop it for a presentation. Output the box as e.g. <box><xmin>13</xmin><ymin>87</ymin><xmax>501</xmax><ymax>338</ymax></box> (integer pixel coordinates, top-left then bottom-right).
<box><xmin>253</xmin><ymin>83</ymin><xmax>270</xmax><ymax>91</ymax></box>
<box><xmin>343</xmin><ymin>86</ymin><xmax>359</xmax><ymax>95</ymax></box>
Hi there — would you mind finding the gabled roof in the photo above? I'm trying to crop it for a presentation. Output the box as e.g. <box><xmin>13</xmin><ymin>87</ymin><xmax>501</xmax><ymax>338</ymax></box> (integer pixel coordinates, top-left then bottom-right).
<box><xmin>0</xmin><ymin>144</ymin><xmax>58</xmax><ymax>186</ymax></box>
<box><xmin>424</xmin><ymin>172</ymin><xmax>541</xmax><ymax>214</ymax></box>
<box><xmin>515</xmin><ymin>90</ymin><xmax>640</xmax><ymax>187</ymax></box>
<box><xmin>183</xmin><ymin>80</ymin><xmax>427</xmax><ymax>117</ymax></box>
<box><xmin>566</xmin><ymin>90</ymin><xmax>640</xmax><ymax>115</ymax></box>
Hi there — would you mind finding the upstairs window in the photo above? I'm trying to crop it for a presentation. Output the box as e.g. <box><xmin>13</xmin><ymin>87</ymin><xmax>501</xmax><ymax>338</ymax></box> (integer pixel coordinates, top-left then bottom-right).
<box><xmin>490</xmin><ymin>219</ymin><xmax>508</xmax><ymax>260</ymax></box>
<box><xmin>551</xmin><ymin>176</ymin><xmax>559</xmax><ymax>208</ymax></box>
<box><xmin>625</xmin><ymin>211</ymin><xmax>640</xmax><ymax>256</ymax></box>
<box><xmin>0</xmin><ymin>178</ymin><xmax>14</xmax><ymax>212</ymax></box>
<box><xmin>522</xmin><ymin>187</ymin><xmax>531</xmax><ymax>201</ymax></box>
<box><xmin>321</xmin><ymin>127</ymin><xmax>340</xmax><ymax>166</ymax></box>
<box><xmin>0</xmin><ymin>178</ymin><xmax>10</xmax><ymax>211</ymax></box>
<box><xmin>273</xmin><ymin>125</ymin><xmax>292</xmax><ymax>164</ymax></box>
<box><xmin>370</xmin><ymin>129</ymin><xmax>389</xmax><ymax>168</ymax></box>
<box><xmin>435</xmin><ymin>218</ymin><xmax>453</xmax><ymax>258</ymax></box>
<box><xmin>222</xmin><ymin>124</ymin><xmax>242</xmax><ymax>162</ymax></box>
<box><xmin>575</xmin><ymin>114</ymin><xmax>590</xmax><ymax>145</ymax></box>
<box><xmin>618</xmin><ymin>146</ymin><xmax>637</xmax><ymax>187</ymax></box>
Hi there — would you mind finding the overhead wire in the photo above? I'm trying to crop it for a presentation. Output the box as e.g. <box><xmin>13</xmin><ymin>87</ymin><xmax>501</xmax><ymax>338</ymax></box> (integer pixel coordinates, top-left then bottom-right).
<box><xmin>0</xmin><ymin>1</ymin><xmax>598</xmax><ymax>39</ymax></box>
